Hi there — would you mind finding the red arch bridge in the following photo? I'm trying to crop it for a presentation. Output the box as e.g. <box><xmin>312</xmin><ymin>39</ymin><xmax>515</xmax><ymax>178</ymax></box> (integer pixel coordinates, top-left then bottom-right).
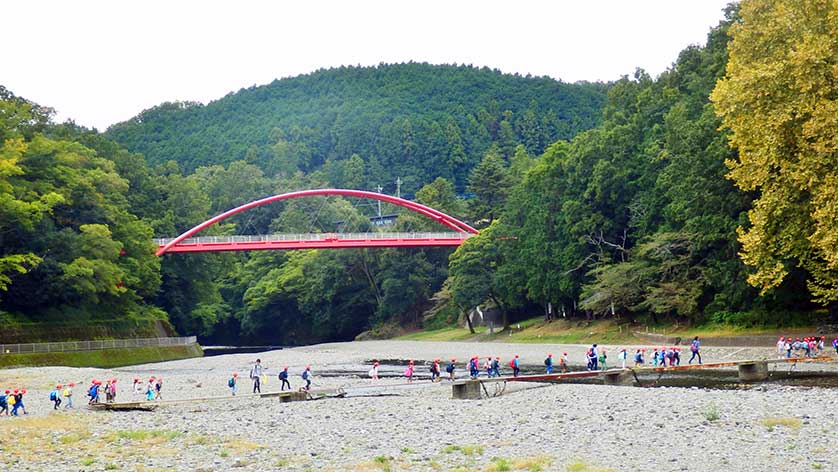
<box><xmin>154</xmin><ymin>189</ymin><xmax>478</xmax><ymax>256</ymax></box>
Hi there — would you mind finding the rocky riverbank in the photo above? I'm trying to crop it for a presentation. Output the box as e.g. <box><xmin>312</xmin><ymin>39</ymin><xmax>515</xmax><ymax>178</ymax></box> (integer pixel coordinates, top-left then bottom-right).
<box><xmin>1</xmin><ymin>340</ymin><xmax>836</xmax><ymax>471</ymax></box>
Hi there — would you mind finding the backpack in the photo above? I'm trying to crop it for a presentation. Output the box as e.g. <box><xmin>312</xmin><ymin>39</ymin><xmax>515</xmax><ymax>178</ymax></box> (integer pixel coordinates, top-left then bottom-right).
<box><xmin>50</xmin><ymin>391</ymin><xmax>57</xmax><ymax>401</ymax></box>
<box><xmin>544</xmin><ymin>358</ymin><xmax>549</xmax><ymax>366</ymax></box>
<box><xmin>302</xmin><ymin>370</ymin><xmax>309</xmax><ymax>380</ymax></box>
<box><xmin>509</xmin><ymin>359</ymin><xmax>516</xmax><ymax>368</ymax></box>
<box><xmin>445</xmin><ymin>363</ymin><xmax>454</xmax><ymax>373</ymax></box>
<box><xmin>63</xmin><ymin>388</ymin><xmax>71</xmax><ymax>397</ymax></box>
<box><xmin>429</xmin><ymin>365</ymin><xmax>435</xmax><ymax>373</ymax></box>
<box><xmin>228</xmin><ymin>378</ymin><xmax>235</xmax><ymax>388</ymax></box>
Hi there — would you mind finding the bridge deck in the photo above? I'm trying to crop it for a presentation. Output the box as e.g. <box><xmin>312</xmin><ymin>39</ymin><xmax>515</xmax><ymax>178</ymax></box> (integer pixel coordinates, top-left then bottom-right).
<box><xmin>154</xmin><ymin>232</ymin><xmax>473</xmax><ymax>253</ymax></box>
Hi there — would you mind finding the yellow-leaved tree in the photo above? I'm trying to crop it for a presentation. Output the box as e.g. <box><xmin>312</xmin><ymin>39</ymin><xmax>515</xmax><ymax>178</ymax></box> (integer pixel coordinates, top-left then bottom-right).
<box><xmin>711</xmin><ymin>0</ymin><xmax>838</xmax><ymax>305</ymax></box>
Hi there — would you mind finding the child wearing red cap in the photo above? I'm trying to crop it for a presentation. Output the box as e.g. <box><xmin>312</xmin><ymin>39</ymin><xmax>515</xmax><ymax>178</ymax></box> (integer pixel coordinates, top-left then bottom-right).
<box><xmin>484</xmin><ymin>357</ymin><xmax>493</xmax><ymax>378</ymax></box>
<box><xmin>468</xmin><ymin>356</ymin><xmax>480</xmax><ymax>379</ymax></box>
<box><xmin>369</xmin><ymin>361</ymin><xmax>380</xmax><ymax>381</ymax></box>
<box><xmin>511</xmin><ymin>354</ymin><xmax>520</xmax><ymax>377</ymax></box>
<box><xmin>63</xmin><ymin>383</ymin><xmax>74</xmax><ymax>409</ymax></box>
<box><xmin>560</xmin><ymin>353</ymin><xmax>568</xmax><ymax>373</ymax></box>
<box><xmin>492</xmin><ymin>356</ymin><xmax>501</xmax><ymax>377</ymax></box>
<box><xmin>13</xmin><ymin>388</ymin><xmax>26</xmax><ymax>415</ymax></box>
<box><xmin>430</xmin><ymin>359</ymin><xmax>441</xmax><ymax>382</ymax></box>
<box><xmin>10</xmin><ymin>389</ymin><xmax>21</xmax><ymax>416</ymax></box>
<box><xmin>405</xmin><ymin>360</ymin><xmax>415</xmax><ymax>383</ymax></box>
<box><xmin>0</xmin><ymin>389</ymin><xmax>8</xmax><ymax>415</ymax></box>
<box><xmin>50</xmin><ymin>384</ymin><xmax>63</xmax><ymax>409</ymax></box>
<box><xmin>229</xmin><ymin>372</ymin><xmax>238</xmax><ymax>396</ymax></box>
<box><xmin>87</xmin><ymin>380</ymin><xmax>99</xmax><ymax>405</ymax></box>
<box><xmin>145</xmin><ymin>377</ymin><xmax>155</xmax><ymax>401</ymax></box>
<box><xmin>545</xmin><ymin>353</ymin><xmax>554</xmax><ymax>374</ymax></box>
<box><xmin>446</xmin><ymin>358</ymin><xmax>456</xmax><ymax>381</ymax></box>
<box><xmin>279</xmin><ymin>366</ymin><xmax>291</xmax><ymax>390</ymax></box>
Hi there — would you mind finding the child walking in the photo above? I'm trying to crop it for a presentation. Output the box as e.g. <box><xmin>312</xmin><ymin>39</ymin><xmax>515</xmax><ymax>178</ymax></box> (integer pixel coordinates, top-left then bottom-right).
<box><xmin>228</xmin><ymin>372</ymin><xmax>238</xmax><ymax>396</ymax></box>
<box><xmin>279</xmin><ymin>366</ymin><xmax>291</xmax><ymax>390</ymax></box>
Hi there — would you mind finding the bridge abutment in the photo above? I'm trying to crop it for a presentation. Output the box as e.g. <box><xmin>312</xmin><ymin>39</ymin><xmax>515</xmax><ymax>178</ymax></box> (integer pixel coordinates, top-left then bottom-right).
<box><xmin>452</xmin><ymin>380</ymin><xmax>482</xmax><ymax>399</ymax></box>
<box><xmin>737</xmin><ymin>361</ymin><xmax>769</xmax><ymax>382</ymax></box>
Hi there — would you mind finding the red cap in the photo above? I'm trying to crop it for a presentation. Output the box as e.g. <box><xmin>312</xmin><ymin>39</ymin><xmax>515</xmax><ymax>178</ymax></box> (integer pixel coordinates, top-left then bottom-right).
<box><xmin>69</xmin><ymin>383</ymin><xmax>75</xmax><ymax>387</ymax></box>
<box><xmin>21</xmin><ymin>389</ymin><xmax>26</xmax><ymax>393</ymax></box>
<box><xmin>56</xmin><ymin>384</ymin><xmax>62</xmax><ymax>389</ymax></box>
<box><xmin>305</xmin><ymin>365</ymin><xmax>311</xmax><ymax>369</ymax></box>
<box><xmin>133</xmin><ymin>377</ymin><xmax>139</xmax><ymax>382</ymax></box>
<box><xmin>283</xmin><ymin>365</ymin><xmax>288</xmax><ymax>370</ymax></box>
<box><xmin>374</xmin><ymin>361</ymin><xmax>379</xmax><ymax>366</ymax></box>
<box><xmin>232</xmin><ymin>372</ymin><xmax>238</xmax><ymax>377</ymax></box>
<box><xmin>4</xmin><ymin>390</ymin><xmax>9</xmax><ymax>394</ymax></box>
<box><xmin>563</xmin><ymin>352</ymin><xmax>568</xmax><ymax>355</ymax></box>
<box><xmin>514</xmin><ymin>354</ymin><xmax>519</xmax><ymax>358</ymax></box>
<box><xmin>13</xmin><ymin>389</ymin><xmax>19</xmax><ymax>394</ymax></box>
<box><xmin>409</xmin><ymin>360</ymin><xmax>414</xmax><ymax>364</ymax></box>
<box><xmin>451</xmin><ymin>358</ymin><xmax>456</xmax><ymax>362</ymax></box>
<box><xmin>495</xmin><ymin>356</ymin><xmax>500</xmax><ymax>359</ymax></box>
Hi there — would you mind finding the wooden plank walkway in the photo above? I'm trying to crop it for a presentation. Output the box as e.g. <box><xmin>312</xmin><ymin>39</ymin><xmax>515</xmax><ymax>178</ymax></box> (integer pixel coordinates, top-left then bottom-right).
<box><xmin>89</xmin><ymin>387</ymin><xmax>338</xmax><ymax>411</ymax></box>
<box><xmin>455</xmin><ymin>354</ymin><xmax>838</xmax><ymax>386</ymax></box>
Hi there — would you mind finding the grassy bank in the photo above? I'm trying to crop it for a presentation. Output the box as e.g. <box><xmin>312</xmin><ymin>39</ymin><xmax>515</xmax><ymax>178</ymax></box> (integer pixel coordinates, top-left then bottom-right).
<box><xmin>396</xmin><ymin>317</ymin><xmax>822</xmax><ymax>345</ymax></box>
<box><xmin>0</xmin><ymin>344</ymin><xmax>203</xmax><ymax>369</ymax></box>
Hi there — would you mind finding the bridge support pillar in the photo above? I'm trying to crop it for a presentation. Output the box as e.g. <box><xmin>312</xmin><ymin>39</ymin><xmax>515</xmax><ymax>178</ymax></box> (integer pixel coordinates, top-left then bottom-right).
<box><xmin>278</xmin><ymin>391</ymin><xmax>309</xmax><ymax>402</ymax></box>
<box><xmin>602</xmin><ymin>370</ymin><xmax>634</xmax><ymax>386</ymax></box>
<box><xmin>738</xmin><ymin>361</ymin><xmax>768</xmax><ymax>382</ymax></box>
<box><xmin>452</xmin><ymin>380</ymin><xmax>482</xmax><ymax>400</ymax></box>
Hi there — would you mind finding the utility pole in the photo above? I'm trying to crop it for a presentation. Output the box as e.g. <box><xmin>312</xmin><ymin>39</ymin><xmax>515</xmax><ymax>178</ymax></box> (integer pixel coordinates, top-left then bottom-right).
<box><xmin>376</xmin><ymin>185</ymin><xmax>383</xmax><ymax>217</ymax></box>
<box><xmin>395</xmin><ymin>177</ymin><xmax>401</xmax><ymax>199</ymax></box>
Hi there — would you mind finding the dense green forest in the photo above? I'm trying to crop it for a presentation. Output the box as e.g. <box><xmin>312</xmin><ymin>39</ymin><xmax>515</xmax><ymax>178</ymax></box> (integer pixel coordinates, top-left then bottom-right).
<box><xmin>2</xmin><ymin>0</ymin><xmax>835</xmax><ymax>345</ymax></box>
<box><xmin>106</xmin><ymin>63</ymin><xmax>608</xmax><ymax>193</ymax></box>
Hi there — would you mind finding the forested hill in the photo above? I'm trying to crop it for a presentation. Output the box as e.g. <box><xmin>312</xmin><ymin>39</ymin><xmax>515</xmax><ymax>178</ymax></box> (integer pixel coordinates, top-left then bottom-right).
<box><xmin>106</xmin><ymin>63</ymin><xmax>608</xmax><ymax>192</ymax></box>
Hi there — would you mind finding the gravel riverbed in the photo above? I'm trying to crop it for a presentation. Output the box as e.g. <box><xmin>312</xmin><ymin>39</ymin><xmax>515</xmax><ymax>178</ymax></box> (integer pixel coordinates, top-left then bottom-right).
<box><xmin>1</xmin><ymin>340</ymin><xmax>836</xmax><ymax>471</ymax></box>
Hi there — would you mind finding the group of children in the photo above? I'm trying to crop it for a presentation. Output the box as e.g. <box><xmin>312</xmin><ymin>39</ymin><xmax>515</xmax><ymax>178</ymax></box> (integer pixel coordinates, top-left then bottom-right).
<box><xmin>228</xmin><ymin>363</ymin><xmax>310</xmax><ymax>395</ymax></box>
<box><xmin>0</xmin><ymin>388</ymin><xmax>27</xmax><ymax>416</ymax></box>
<box><xmin>371</xmin><ymin>339</ymin><xmax>704</xmax><ymax>384</ymax></box>
<box><xmin>776</xmin><ymin>336</ymin><xmax>837</xmax><ymax>358</ymax></box>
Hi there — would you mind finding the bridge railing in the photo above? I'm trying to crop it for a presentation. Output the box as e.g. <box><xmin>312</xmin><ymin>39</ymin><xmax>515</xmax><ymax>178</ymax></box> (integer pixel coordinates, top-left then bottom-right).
<box><xmin>154</xmin><ymin>232</ymin><xmax>472</xmax><ymax>246</ymax></box>
<box><xmin>0</xmin><ymin>336</ymin><xmax>198</xmax><ymax>355</ymax></box>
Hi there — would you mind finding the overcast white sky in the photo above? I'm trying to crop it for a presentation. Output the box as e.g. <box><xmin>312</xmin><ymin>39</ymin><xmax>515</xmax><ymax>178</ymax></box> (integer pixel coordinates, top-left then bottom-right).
<box><xmin>4</xmin><ymin>1</ymin><xmax>733</xmax><ymax>130</ymax></box>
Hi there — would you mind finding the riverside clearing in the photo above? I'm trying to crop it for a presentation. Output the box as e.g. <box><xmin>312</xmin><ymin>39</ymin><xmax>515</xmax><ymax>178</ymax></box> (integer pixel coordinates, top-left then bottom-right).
<box><xmin>1</xmin><ymin>340</ymin><xmax>836</xmax><ymax>471</ymax></box>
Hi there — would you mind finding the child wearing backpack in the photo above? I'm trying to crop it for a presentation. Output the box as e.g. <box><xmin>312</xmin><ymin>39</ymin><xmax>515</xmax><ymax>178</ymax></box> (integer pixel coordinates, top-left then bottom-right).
<box><xmin>63</xmin><ymin>383</ymin><xmax>74</xmax><ymax>409</ymax></box>
<box><xmin>446</xmin><ymin>358</ymin><xmax>456</xmax><ymax>381</ymax></box>
<box><xmin>50</xmin><ymin>384</ymin><xmax>63</xmax><ymax>409</ymax></box>
<box><xmin>545</xmin><ymin>353</ymin><xmax>553</xmax><ymax>374</ymax></box>
<box><xmin>598</xmin><ymin>349</ymin><xmax>607</xmax><ymax>370</ymax></box>
<box><xmin>484</xmin><ymin>357</ymin><xmax>493</xmax><ymax>377</ymax></box>
<box><xmin>634</xmin><ymin>349</ymin><xmax>644</xmax><ymax>366</ymax></box>
<box><xmin>510</xmin><ymin>354</ymin><xmax>520</xmax><ymax>377</ymax></box>
<box><xmin>88</xmin><ymin>380</ymin><xmax>100</xmax><ymax>405</ymax></box>
<box><xmin>559</xmin><ymin>353</ymin><xmax>568</xmax><ymax>373</ymax></box>
<box><xmin>10</xmin><ymin>389</ymin><xmax>21</xmax><ymax>416</ymax></box>
<box><xmin>228</xmin><ymin>372</ymin><xmax>238</xmax><ymax>396</ymax></box>
<box><xmin>430</xmin><ymin>359</ymin><xmax>441</xmax><ymax>382</ymax></box>
<box><xmin>279</xmin><ymin>366</ymin><xmax>291</xmax><ymax>390</ymax></box>
<box><xmin>0</xmin><ymin>389</ymin><xmax>8</xmax><ymax>416</ymax></box>
<box><xmin>14</xmin><ymin>388</ymin><xmax>26</xmax><ymax>415</ymax></box>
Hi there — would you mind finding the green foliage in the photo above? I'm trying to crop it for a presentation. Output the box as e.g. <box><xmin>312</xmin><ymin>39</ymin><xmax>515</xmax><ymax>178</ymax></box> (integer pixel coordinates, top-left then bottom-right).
<box><xmin>107</xmin><ymin>63</ymin><xmax>608</xmax><ymax>192</ymax></box>
<box><xmin>711</xmin><ymin>0</ymin><xmax>838</xmax><ymax>304</ymax></box>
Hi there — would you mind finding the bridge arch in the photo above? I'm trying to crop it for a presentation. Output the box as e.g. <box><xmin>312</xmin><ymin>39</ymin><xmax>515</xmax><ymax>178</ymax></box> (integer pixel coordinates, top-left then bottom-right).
<box><xmin>156</xmin><ymin>189</ymin><xmax>479</xmax><ymax>256</ymax></box>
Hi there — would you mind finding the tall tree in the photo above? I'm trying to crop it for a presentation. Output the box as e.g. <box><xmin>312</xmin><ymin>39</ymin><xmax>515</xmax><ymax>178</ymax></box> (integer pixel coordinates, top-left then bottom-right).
<box><xmin>711</xmin><ymin>0</ymin><xmax>838</xmax><ymax>305</ymax></box>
